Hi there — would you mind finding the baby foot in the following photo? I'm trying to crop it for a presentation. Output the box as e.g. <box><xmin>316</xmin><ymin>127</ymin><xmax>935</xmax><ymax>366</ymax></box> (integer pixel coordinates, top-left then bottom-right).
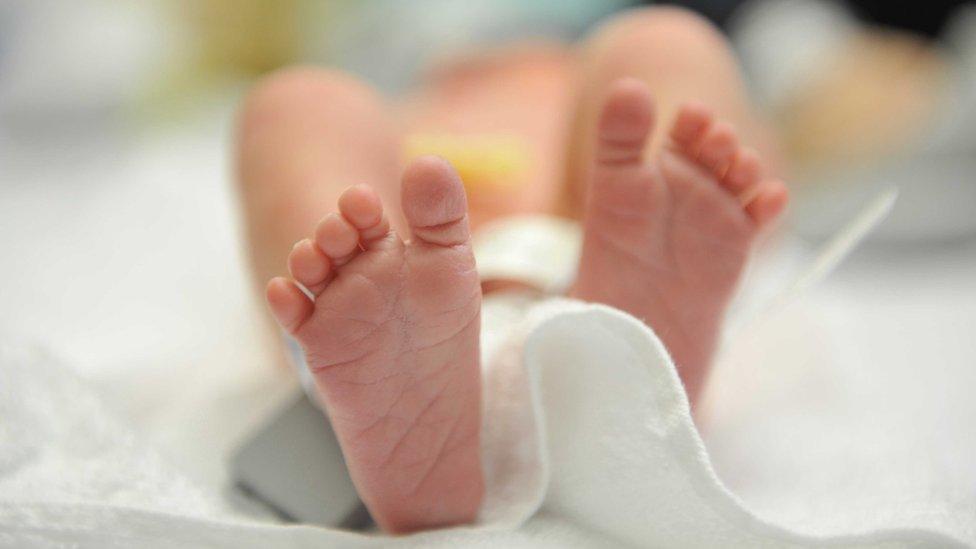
<box><xmin>571</xmin><ymin>79</ymin><xmax>788</xmax><ymax>405</ymax></box>
<box><xmin>266</xmin><ymin>157</ymin><xmax>484</xmax><ymax>533</ymax></box>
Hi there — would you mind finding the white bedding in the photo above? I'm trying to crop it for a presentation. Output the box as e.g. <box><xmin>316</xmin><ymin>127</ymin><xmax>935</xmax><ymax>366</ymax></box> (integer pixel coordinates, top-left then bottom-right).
<box><xmin>1</xmin><ymin>113</ymin><xmax>974</xmax><ymax>548</ymax></box>
<box><xmin>2</xmin><ymin>294</ymin><xmax>974</xmax><ymax>547</ymax></box>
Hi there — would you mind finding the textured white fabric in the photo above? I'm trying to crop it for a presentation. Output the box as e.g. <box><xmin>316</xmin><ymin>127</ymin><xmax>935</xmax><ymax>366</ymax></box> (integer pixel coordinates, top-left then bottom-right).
<box><xmin>2</xmin><ymin>294</ymin><xmax>973</xmax><ymax>547</ymax></box>
<box><xmin>472</xmin><ymin>215</ymin><xmax>582</xmax><ymax>294</ymax></box>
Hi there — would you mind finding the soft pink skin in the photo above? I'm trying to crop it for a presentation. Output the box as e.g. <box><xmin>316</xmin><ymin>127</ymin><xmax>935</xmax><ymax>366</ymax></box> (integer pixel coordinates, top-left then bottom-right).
<box><xmin>238</xmin><ymin>5</ymin><xmax>791</xmax><ymax>534</ymax></box>
<box><xmin>267</xmin><ymin>156</ymin><xmax>484</xmax><ymax>533</ymax></box>
<box><xmin>571</xmin><ymin>79</ymin><xmax>787</xmax><ymax>405</ymax></box>
<box><xmin>262</xmin><ymin>76</ymin><xmax>786</xmax><ymax>532</ymax></box>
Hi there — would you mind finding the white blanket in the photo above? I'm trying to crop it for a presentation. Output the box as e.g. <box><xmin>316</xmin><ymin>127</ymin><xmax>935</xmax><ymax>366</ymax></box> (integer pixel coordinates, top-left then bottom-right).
<box><xmin>2</xmin><ymin>291</ymin><xmax>973</xmax><ymax>547</ymax></box>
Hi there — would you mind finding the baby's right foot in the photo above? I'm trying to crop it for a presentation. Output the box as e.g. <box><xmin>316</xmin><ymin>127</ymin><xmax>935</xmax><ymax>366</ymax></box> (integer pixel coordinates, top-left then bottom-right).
<box><xmin>266</xmin><ymin>157</ymin><xmax>484</xmax><ymax>533</ymax></box>
<box><xmin>571</xmin><ymin>79</ymin><xmax>788</xmax><ymax>405</ymax></box>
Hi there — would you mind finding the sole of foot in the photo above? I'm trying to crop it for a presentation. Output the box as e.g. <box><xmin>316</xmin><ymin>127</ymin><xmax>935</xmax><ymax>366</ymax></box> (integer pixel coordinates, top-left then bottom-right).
<box><xmin>571</xmin><ymin>78</ymin><xmax>788</xmax><ymax>405</ymax></box>
<box><xmin>266</xmin><ymin>156</ymin><xmax>484</xmax><ymax>533</ymax></box>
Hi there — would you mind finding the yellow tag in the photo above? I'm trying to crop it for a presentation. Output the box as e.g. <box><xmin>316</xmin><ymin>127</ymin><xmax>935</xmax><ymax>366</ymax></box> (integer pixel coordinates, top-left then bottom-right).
<box><xmin>404</xmin><ymin>133</ymin><xmax>530</xmax><ymax>191</ymax></box>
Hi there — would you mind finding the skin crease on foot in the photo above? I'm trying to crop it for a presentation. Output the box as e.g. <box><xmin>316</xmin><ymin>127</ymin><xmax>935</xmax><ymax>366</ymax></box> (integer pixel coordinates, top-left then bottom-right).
<box><xmin>267</xmin><ymin>156</ymin><xmax>485</xmax><ymax>534</ymax></box>
<box><xmin>264</xmin><ymin>78</ymin><xmax>786</xmax><ymax>534</ymax></box>
<box><xmin>571</xmin><ymin>78</ymin><xmax>788</xmax><ymax>405</ymax></box>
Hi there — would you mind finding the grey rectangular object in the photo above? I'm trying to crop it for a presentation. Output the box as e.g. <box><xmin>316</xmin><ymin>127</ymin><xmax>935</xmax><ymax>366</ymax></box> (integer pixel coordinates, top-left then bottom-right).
<box><xmin>231</xmin><ymin>391</ymin><xmax>371</xmax><ymax>529</ymax></box>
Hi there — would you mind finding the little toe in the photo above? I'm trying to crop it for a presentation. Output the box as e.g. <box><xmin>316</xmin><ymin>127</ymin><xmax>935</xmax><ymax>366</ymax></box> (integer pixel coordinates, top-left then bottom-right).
<box><xmin>696</xmin><ymin>121</ymin><xmax>739</xmax><ymax>177</ymax></box>
<box><xmin>288</xmin><ymin>238</ymin><xmax>332</xmax><ymax>295</ymax></box>
<box><xmin>594</xmin><ymin>78</ymin><xmax>655</xmax><ymax>167</ymax></box>
<box><xmin>668</xmin><ymin>102</ymin><xmax>713</xmax><ymax>154</ymax></box>
<box><xmin>723</xmin><ymin>148</ymin><xmax>763</xmax><ymax>198</ymax></box>
<box><xmin>338</xmin><ymin>184</ymin><xmax>390</xmax><ymax>243</ymax></box>
<box><xmin>401</xmin><ymin>156</ymin><xmax>471</xmax><ymax>246</ymax></box>
<box><xmin>315</xmin><ymin>213</ymin><xmax>361</xmax><ymax>264</ymax></box>
<box><xmin>744</xmin><ymin>179</ymin><xmax>789</xmax><ymax>227</ymax></box>
<box><xmin>266</xmin><ymin>277</ymin><xmax>314</xmax><ymax>333</ymax></box>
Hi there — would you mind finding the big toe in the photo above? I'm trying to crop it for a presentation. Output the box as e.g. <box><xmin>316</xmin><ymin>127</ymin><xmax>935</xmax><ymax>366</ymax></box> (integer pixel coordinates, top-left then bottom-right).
<box><xmin>401</xmin><ymin>156</ymin><xmax>471</xmax><ymax>246</ymax></box>
<box><xmin>595</xmin><ymin>78</ymin><xmax>655</xmax><ymax>166</ymax></box>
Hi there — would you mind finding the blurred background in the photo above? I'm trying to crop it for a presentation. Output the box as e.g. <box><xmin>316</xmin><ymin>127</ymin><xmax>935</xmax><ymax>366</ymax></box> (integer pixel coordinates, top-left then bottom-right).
<box><xmin>1</xmin><ymin>0</ymin><xmax>974</xmax><ymax>509</ymax></box>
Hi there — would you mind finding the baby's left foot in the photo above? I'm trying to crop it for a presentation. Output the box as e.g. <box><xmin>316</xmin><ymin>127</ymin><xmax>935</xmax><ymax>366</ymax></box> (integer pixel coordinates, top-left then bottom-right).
<box><xmin>266</xmin><ymin>158</ymin><xmax>484</xmax><ymax>533</ymax></box>
<box><xmin>571</xmin><ymin>79</ymin><xmax>788</xmax><ymax>404</ymax></box>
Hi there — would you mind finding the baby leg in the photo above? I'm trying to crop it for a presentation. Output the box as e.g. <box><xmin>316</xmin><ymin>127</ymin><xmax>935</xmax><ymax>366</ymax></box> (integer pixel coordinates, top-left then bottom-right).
<box><xmin>237</xmin><ymin>69</ymin><xmax>483</xmax><ymax>532</ymax></box>
<box><xmin>236</xmin><ymin>67</ymin><xmax>403</xmax><ymax>291</ymax></box>
<box><xmin>561</xmin><ymin>6</ymin><xmax>783</xmax><ymax>217</ymax></box>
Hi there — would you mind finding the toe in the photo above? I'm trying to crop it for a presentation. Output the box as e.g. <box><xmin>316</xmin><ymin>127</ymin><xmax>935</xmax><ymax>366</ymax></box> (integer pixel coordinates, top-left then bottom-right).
<box><xmin>315</xmin><ymin>213</ymin><xmax>361</xmax><ymax>264</ymax></box>
<box><xmin>594</xmin><ymin>78</ymin><xmax>655</xmax><ymax>167</ymax></box>
<box><xmin>723</xmin><ymin>147</ymin><xmax>763</xmax><ymax>198</ymax></box>
<box><xmin>668</xmin><ymin>102</ymin><xmax>713</xmax><ymax>153</ymax></box>
<box><xmin>744</xmin><ymin>179</ymin><xmax>789</xmax><ymax>227</ymax></box>
<box><xmin>288</xmin><ymin>238</ymin><xmax>332</xmax><ymax>295</ymax></box>
<box><xmin>401</xmin><ymin>156</ymin><xmax>471</xmax><ymax>246</ymax></box>
<box><xmin>338</xmin><ymin>184</ymin><xmax>390</xmax><ymax>243</ymax></box>
<box><xmin>266</xmin><ymin>277</ymin><xmax>314</xmax><ymax>334</ymax></box>
<box><xmin>696</xmin><ymin>121</ymin><xmax>739</xmax><ymax>177</ymax></box>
